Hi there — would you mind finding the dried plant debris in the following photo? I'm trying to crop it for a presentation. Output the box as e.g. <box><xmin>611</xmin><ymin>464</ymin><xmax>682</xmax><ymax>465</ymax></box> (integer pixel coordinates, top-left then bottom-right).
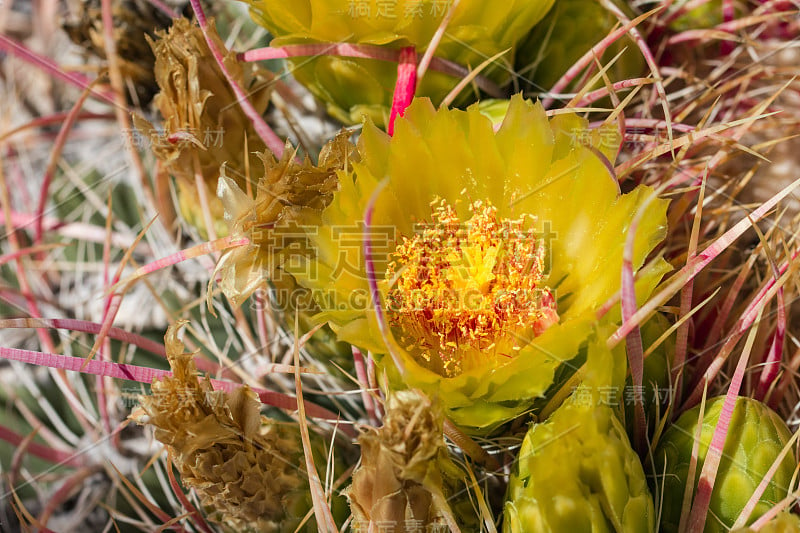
<box><xmin>215</xmin><ymin>130</ymin><xmax>355</xmax><ymax>308</ymax></box>
<box><xmin>62</xmin><ymin>0</ymin><xmax>183</xmax><ymax>105</ymax></box>
<box><xmin>133</xmin><ymin>17</ymin><xmax>273</xmax><ymax>238</ymax></box>
<box><xmin>132</xmin><ymin>323</ymin><xmax>343</xmax><ymax>532</ymax></box>
<box><xmin>346</xmin><ymin>390</ymin><xmax>477</xmax><ymax>532</ymax></box>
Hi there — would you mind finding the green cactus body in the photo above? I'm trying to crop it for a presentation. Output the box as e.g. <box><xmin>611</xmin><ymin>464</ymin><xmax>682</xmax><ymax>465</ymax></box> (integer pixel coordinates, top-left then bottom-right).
<box><xmin>624</xmin><ymin>313</ymin><xmax>675</xmax><ymax>441</ymax></box>
<box><xmin>475</xmin><ymin>98</ymin><xmax>513</xmax><ymax>126</ymax></box>
<box><xmin>267</xmin><ymin>272</ymin><xmax>354</xmax><ymax>367</ymax></box>
<box><xmin>665</xmin><ymin>0</ymin><xmax>724</xmax><ymax>32</ymax></box>
<box><xmin>639</xmin><ymin>0</ymin><xmax>740</xmax><ymax>32</ymax></box>
<box><xmin>652</xmin><ymin>396</ymin><xmax>797</xmax><ymax>533</ymax></box>
<box><xmin>504</xmin><ymin>397</ymin><xmax>655</xmax><ymax>533</ymax></box>
<box><xmin>515</xmin><ymin>0</ymin><xmax>643</xmax><ymax>97</ymax></box>
<box><xmin>243</xmin><ymin>0</ymin><xmax>555</xmax><ymax>125</ymax></box>
<box><xmin>732</xmin><ymin>513</ymin><xmax>800</xmax><ymax>533</ymax></box>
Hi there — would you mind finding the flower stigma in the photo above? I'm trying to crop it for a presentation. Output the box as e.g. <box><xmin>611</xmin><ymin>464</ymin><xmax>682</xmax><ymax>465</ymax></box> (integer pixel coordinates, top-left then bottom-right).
<box><xmin>385</xmin><ymin>198</ymin><xmax>559</xmax><ymax>378</ymax></box>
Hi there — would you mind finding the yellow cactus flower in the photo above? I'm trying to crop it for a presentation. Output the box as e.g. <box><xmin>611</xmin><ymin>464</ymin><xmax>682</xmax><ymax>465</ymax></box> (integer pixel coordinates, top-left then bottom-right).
<box><xmin>242</xmin><ymin>0</ymin><xmax>555</xmax><ymax>125</ymax></box>
<box><xmin>284</xmin><ymin>94</ymin><xmax>669</xmax><ymax>433</ymax></box>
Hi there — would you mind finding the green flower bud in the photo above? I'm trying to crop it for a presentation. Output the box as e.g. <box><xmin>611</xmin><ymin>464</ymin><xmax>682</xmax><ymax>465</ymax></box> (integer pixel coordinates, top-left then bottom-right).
<box><xmin>652</xmin><ymin>396</ymin><xmax>796</xmax><ymax>533</ymax></box>
<box><xmin>504</xmin><ymin>395</ymin><xmax>655</xmax><ymax>532</ymax></box>
<box><xmin>242</xmin><ymin>0</ymin><xmax>556</xmax><ymax>125</ymax></box>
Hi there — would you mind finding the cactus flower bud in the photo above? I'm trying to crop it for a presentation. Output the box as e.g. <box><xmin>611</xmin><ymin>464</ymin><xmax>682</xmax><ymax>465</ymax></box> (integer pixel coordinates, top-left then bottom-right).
<box><xmin>242</xmin><ymin>0</ymin><xmax>556</xmax><ymax>125</ymax></box>
<box><xmin>652</xmin><ymin>396</ymin><xmax>796</xmax><ymax>533</ymax></box>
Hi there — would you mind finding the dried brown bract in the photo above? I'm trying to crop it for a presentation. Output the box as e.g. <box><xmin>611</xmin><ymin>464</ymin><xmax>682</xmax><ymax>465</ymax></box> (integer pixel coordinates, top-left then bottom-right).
<box><xmin>63</xmin><ymin>0</ymin><xmax>178</xmax><ymax>105</ymax></box>
<box><xmin>345</xmin><ymin>390</ymin><xmax>472</xmax><ymax>532</ymax></box>
<box><xmin>133</xmin><ymin>17</ymin><xmax>272</xmax><ymax>238</ymax></box>
<box><xmin>132</xmin><ymin>323</ymin><xmax>316</xmax><ymax>532</ymax></box>
<box><xmin>215</xmin><ymin>130</ymin><xmax>355</xmax><ymax>308</ymax></box>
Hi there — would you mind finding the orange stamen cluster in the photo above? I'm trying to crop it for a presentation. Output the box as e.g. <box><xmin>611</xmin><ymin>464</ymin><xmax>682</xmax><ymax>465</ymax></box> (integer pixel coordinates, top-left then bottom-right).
<box><xmin>386</xmin><ymin>199</ymin><xmax>559</xmax><ymax>378</ymax></box>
